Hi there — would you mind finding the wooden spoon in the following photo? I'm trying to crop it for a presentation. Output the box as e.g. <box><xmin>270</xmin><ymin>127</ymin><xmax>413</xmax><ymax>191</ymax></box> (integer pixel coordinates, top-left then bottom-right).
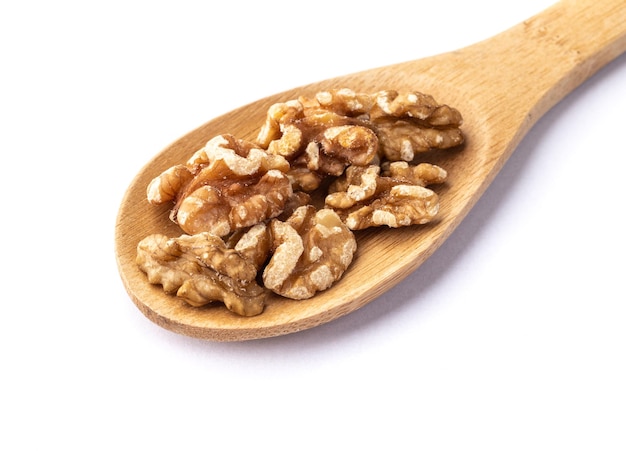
<box><xmin>115</xmin><ymin>0</ymin><xmax>626</xmax><ymax>341</ymax></box>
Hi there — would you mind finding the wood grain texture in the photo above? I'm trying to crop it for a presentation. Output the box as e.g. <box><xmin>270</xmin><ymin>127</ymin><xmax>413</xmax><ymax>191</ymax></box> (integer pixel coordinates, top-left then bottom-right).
<box><xmin>115</xmin><ymin>0</ymin><xmax>626</xmax><ymax>341</ymax></box>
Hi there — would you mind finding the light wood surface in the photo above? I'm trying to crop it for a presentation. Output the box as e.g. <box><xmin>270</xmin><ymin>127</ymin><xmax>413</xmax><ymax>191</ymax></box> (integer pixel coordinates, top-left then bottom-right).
<box><xmin>115</xmin><ymin>0</ymin><xmax>626</xmax><ymax>341</ymax></box>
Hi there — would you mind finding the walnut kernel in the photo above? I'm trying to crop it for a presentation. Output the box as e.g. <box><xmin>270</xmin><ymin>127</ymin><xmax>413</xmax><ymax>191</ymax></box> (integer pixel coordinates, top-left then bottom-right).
<box><xmin>263</xmin><ymin>206</ymin><xmax>357</xmax><ymax>299</ymax></box>
<box><xmin>325</xmin><ymin>162</ymin><xmax>447</xmax><ymax>230</ymax></box>
<box><xmin>147</xmin><ymin>134</ymin><xmax>293</xmax><ymax>237</ymax></box>
<box><xmin>136</xmin><ymin>233</ymin><xmax>267</xmax><ymax>316</ymax></box>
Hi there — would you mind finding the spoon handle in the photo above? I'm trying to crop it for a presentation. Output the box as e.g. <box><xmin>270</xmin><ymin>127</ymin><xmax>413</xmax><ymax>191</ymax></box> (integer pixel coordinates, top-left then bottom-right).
<box><xmin>511</xmin><ymin>0</ymin><xmax>626</xmax><ymax>119</ymax></box>
<box><xmin>432</xmin><ymin>0</ymin><xmax>626</xmax><ymax>133</ymax></box>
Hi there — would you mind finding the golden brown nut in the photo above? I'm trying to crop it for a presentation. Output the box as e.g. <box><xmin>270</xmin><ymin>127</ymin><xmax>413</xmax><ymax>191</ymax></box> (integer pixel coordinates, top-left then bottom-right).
<box><xmin>136</xmin><ymin>233</ymin><xmax>267</xmax><ymax>316</ymax></box>
<box><xmin>147</xmin><ymin>134</ymin><xmax>293</xmax><ymax>237</ymax></box>
<box><xmin>176</xmin><ymin>168</ymin><xmax>293</xmax><ymax>236</ymax></box>
<box><xmin>370</xmin><ymin>90</ymin><xmax>463</xmax><ymax>125</ymax></box>
<box><xmin>185</xmin><ymin>133</ymin><xmax>290</xmax><ymax>175</ymax></box>
<box><xmin>262</xmin><ymin>206</ymin><xmax>357</xmax><ymax>299</ymax></box>
<box><xmin>325</xmin><ymin>163</ymin><xmax>446</xmax><ymax>230</ymax></box>
<box><xmin>256</xmin><ymin>94</ymin><xmax>379</xmax><ymax>178</ymax></box>
<box><xmin>373</xmin><ymin>119</ymin><xmax>464</xmax><ymax>161</ymax></box>
<box><xmin>312</xmin><ymin>88</ymin><xmax>375</xmax><ymax>117</ymax></box>
<box><xmin>257</xmin><ymin>89</ymin><xmax>463</xmax><ymax>169</ymax></box>
<box><xmin>370</xmin><ymin>90</ymin><xmax>464</xmax><ymax>161</ymax></box>
<box><xmin>339</xmin><ymin>184</ymin><xmax>440</xmax><ymax>229</ymax></box>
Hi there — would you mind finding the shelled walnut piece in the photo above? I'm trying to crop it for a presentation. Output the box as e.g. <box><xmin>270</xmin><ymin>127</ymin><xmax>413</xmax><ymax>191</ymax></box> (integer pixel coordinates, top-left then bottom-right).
<box><xmin>138</xmin><ymin>88</ymin><xmax>464</xmax><ymax>316</ymax></box>
<box><xmin>147</xmin><ymin>134</ymin><xmax>293</xmax><ymax>237</ymax></box>
<box><xmin>263</xmin><ymin>206</ymin><xmax>357</xmax><ymax>299</ymax></box>
<box><xmin>258</xmin><ymin>88</ymin><xmax>464</xmax><ymax>165</ymax></box>
<box><xmin>325</xmin><ymin>162</ymin><xmax>448</xmax><ymax>229</ymax></box>
<box><xmin>136</xmin><ymin>232</ymin><xmax>266</xmax><ymax>316</ymax></box>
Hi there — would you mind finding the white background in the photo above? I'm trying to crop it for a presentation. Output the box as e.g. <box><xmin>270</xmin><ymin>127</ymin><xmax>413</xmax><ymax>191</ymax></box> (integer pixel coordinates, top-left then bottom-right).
<box><xmin>2</xmin><ymin>1</ymin><xmax>625</xmax><ymax>449</ymax></box>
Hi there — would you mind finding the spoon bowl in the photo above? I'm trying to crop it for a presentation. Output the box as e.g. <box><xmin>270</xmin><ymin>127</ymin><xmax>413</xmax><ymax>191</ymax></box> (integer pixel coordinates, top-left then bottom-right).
<box><xmin>116</xmin><ymin>0</ymin><xmax>626</xmax><ymax>341</ymax></box>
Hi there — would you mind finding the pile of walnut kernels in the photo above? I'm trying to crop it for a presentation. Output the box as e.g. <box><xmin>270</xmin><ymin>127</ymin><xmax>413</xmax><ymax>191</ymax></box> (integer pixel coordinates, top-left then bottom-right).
<box><xmin>136</xmin><ymin>89</ymin><xmax>464</xmax><ymax>316</ymax></box>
